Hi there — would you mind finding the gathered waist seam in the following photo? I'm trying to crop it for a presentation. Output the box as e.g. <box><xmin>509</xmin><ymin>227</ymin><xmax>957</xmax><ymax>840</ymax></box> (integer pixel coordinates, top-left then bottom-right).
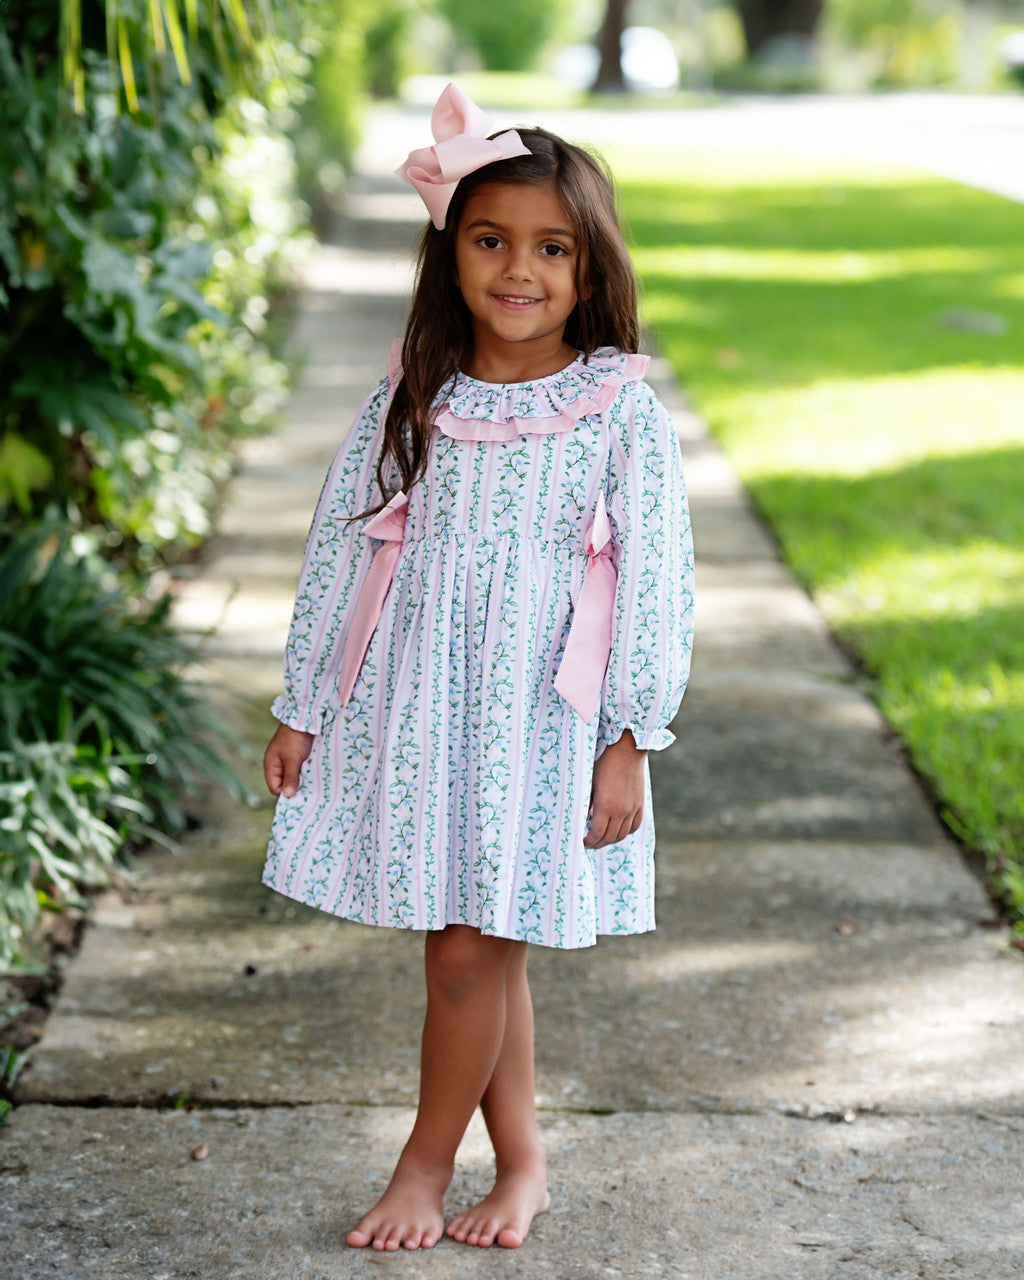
<box><xmin>397</xmin><ymin>530</ymin><xmax>587</xmax><ymax>555</ymax></box>
<box><xmin>337</xmin><ymin>490</ymin><xmax>617</xmax><ymax>722</ymax></box>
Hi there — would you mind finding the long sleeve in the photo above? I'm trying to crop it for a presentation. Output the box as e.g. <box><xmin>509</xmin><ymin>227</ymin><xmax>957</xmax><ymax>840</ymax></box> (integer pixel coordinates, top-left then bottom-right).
<box><xmin>597</xmin><ymin>380</ymin><xmax>695</xmax><ymax>752</ymax></box>
<box><xmin>271</xmin><ymin>376</ymin><xmax>395</xmax><ymax>734</ymax></box>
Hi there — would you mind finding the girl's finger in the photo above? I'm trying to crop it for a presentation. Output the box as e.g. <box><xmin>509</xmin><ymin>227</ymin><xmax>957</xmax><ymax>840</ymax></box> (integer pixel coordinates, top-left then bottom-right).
<box><xmin>583</xmin><ymin>813</ymin><xmax>607</xmax><ymax>848</ymax></box>
<box><xmin>591</xmin><ymin>808</ymin><xmax>641</xmax><ymax>848</ymax></box>
<box><xmin>263</xmin><ymin>751</ymin><xmax>283</xmax><ymax>795</ymax></box>
<box><xmin>608</xmin><ymin>816</ymin><xmax>629</xmax><ymax>847</ymax></box>
<box><xmin>280</xmin><ymin>759</ymin><xmax>302</xmax><ymax>798</ymax></box>
<box><xmin>586</xmin><ymin>808</ymin><xmax>626</xmax><ymax>849</ymax></box>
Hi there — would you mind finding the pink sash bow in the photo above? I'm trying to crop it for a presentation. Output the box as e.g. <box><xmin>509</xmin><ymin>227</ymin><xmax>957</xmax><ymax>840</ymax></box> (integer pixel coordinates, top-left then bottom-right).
<box><xmin>554</xmin><ymin>493</ymin><xmax>617</xmax><ymax>723</ymax></box>
<box><xmin>336</xmin><ymin>491</ymin><xmax>409</xmax><ymax>705</ymax></box>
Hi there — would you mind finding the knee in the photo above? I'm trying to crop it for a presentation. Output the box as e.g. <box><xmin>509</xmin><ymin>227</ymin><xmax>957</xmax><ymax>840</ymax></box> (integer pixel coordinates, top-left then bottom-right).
<box><xmin>426</xmin><ymin>927</ymin><xmax>515</xmax><ymax>1005</ymax></box>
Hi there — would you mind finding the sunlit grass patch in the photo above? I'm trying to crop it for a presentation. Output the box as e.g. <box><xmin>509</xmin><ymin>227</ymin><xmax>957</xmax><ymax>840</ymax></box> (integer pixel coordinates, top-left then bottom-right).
<box><xmin>617</xmin><ymin>146</ymin><xmax>1024</xmax><ymax>923</ymax></box>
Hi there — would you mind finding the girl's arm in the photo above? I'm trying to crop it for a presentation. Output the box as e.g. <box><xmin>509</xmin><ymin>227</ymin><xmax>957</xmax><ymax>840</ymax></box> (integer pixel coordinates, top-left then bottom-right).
<box><xmin>270</xmin><ymin>376</ymin><xmax>395</xmax><ymax>740</ymax></box>
<box><xmin>598</xmin><ymin>380</ymin><xmax>695</xmax><ymax>756</ymax></box>
<box><xmin>584</xmin><ymin>382</ymin><xmax>693</xmax><ymax>848</ymax></box>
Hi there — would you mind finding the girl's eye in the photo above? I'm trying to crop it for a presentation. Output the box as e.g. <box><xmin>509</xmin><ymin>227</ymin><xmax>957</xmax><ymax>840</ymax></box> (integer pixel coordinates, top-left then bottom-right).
<box><xmin>541</xmin><ymin>243</ymin><xmax>568</xmax><ymax>257</ymax></box>
<box><xmin>479</xmin><ymin>235</ymin><xmax>502</xmax><ymax>249</ymax></box>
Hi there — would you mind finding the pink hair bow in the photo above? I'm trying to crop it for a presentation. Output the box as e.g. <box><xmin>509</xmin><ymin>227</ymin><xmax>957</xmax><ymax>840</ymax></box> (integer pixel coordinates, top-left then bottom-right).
<box><xmin>396</xmin><ymin>82</ymin><xmax>531</xmax><ymax>230</ymax></box>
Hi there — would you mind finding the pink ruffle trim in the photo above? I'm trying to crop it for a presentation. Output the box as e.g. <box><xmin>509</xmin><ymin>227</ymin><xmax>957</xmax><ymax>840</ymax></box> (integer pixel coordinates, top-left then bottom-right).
<box><xmin>386</xmin><ymin>342</ymin><xmax>651</xmax><ymax>441</ymax></box>
<box><xmin>435</xmin><ymin>353</ymin><xmax>650</xmax><ymax>441</ymax></box>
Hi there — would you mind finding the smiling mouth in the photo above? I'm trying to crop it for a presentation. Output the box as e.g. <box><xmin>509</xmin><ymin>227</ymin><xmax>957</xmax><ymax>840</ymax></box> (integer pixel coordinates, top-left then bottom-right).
<box><xmin>494</xmin><ymin>295</ymin><xmax>540</xmax><ymax>306</ymax></box>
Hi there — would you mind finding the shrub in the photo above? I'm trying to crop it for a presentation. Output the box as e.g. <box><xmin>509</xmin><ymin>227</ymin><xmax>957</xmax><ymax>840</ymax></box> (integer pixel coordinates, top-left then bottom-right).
<box><xmin>0</xmin><ymin>740</ymin><xmax>129</xmax><ymax>973</ymax></box>
<box><xmin>365</xmin><ymin>3</ymin><xmax>412</xmax><ymax>97</ymax></box>
<box><xmin>0</xmin><ymin>2</ymin><xmax>369</xmax><ymax>976</ymax></box>
<box><xmin>0</xmin><ymin>524</ymin><xmax>247</xmax><ymax>969</ymax></box>
<box><xmin>0</xmin><ymin>12</ymin><xmax>308</xmax><ymax>558</ymax></box>
<box><xmin>436</xmin><ymin>0</ymin><xmax>565</xmax><ymax>72</ymax></box>
<box><xmin>826</xmin><ymin>0</ymin><xmax>958</xmax><ymax>88</ymax></box>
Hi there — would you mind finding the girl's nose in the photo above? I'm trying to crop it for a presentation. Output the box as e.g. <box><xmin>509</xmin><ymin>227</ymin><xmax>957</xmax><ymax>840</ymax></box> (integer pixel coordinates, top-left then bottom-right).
<box><xmin>503</xmin><ymin>247</ymin><xmax>534</xmax><ymax>281</ymax></box>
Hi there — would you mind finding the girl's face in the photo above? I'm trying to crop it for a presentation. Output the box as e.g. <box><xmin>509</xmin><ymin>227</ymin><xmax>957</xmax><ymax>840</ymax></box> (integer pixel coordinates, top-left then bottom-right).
<box><xmin>454</xmin><ymin>179</ymin><xmax>579</xmax><ymax>365</ymax></box>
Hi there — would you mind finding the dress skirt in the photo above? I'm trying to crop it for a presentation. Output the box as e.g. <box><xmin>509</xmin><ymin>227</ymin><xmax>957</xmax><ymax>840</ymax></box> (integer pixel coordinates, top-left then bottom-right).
<box><xmin>262</xmin><ymin>348</ymin><xmax>694</xmax><ymax>949</ymax></box>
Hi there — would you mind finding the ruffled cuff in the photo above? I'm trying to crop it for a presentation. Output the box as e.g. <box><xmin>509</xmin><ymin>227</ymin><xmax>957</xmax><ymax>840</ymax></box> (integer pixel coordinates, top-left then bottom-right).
<box><xmin>598</xmin><ymin>721</ymin><xmax>677</xmax><ymax>752</ymax></box>
<box><xmin>270</xmin><ymin>694</ymin><xmax>323</xmax><ymax>736</ymax></box>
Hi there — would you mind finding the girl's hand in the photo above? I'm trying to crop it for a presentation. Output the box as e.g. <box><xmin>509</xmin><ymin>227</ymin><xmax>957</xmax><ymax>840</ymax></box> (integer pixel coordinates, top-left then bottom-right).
<box><xmin>263</xmin><ymin>724</ymin><xmax>314</xmax><ymax>798</ymax></box>
<box><xmin>583</xmin><ymin>729</ymin><xmax>648</xmax><ymax>849</ymax></box>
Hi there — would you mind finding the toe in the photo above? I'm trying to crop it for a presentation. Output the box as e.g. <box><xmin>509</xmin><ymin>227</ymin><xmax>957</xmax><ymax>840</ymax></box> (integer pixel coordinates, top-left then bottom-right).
<box><xmin>497</xmin><ymin>1226</ymin><xmax>524</xmax><ymax>1249</ymax></box>
<box><xmin>404</xmin><ymin>1223</ymin><xmax>428</xmax><ymax>1251</ymax></box>
<box><xmin>348</xmin><ymin>1216</ymin><xmax>379</xmax><ymax>1248</ymax></box>
<box><xmin>476</xmin><ymin>1217</ymin><xmax>502</xmax><ymax>1247</ymax></box>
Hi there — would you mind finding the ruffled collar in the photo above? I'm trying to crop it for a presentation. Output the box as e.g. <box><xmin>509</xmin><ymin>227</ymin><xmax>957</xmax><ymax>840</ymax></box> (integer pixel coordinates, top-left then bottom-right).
<box><xmin>387</xmin><ymin>342</ymin><xmax>650</xmax><ymax>442</ymax></box>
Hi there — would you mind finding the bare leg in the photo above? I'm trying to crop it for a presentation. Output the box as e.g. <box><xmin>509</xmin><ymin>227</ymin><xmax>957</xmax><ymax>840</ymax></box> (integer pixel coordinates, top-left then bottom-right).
<box><xmin>347</xmin><ymin>926</ymin><xmax>516</xmax><ymax>1251</ymax></box>
<box><xmin>446</xmin><ymin>945</ymin><xmax>550</xmax><ymax>1248</ymax></box>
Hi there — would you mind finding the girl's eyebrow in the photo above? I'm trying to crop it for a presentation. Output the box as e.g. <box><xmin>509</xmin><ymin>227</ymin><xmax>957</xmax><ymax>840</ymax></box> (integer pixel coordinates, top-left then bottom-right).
<box><xmin>466</xmin><ymin>219</ymin><xmax>576</xmax><ymax>240</ymax></box>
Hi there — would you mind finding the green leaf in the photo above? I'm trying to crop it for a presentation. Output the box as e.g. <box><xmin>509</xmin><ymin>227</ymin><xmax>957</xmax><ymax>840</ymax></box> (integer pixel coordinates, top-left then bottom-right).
<box><xmin>10</xmin><ymin>375</ymin><xmax>149</xmax><ymax>451</ymax></box>
<box><xmin>0</xmin><ymin>434</ymin><xmax>54</xmax><ymax>513</ymax></box>
<box><xmin>99</xmin><ymin>206</ymin><xmax>157</xmax><ymax>240</ymax></box>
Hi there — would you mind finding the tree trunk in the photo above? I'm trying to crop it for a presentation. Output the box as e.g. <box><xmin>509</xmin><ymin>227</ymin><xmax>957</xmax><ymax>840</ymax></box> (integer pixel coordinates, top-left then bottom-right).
<box><xmin>736</xmin><ymin>0</ymin><xmax>824</xmax><ymax>59</ymax></box>
<box><xmin>593</xmin><ymin>0</ymin><xmax>631</xmax><ymax>92</ymax></box>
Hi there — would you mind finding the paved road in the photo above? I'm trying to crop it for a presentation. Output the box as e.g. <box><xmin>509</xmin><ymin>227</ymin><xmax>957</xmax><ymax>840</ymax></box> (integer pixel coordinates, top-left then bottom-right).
<box><xmin>2</xmin><ymin>100</ymin><xmax>1023</xmax><ymax>1280</ymax></box>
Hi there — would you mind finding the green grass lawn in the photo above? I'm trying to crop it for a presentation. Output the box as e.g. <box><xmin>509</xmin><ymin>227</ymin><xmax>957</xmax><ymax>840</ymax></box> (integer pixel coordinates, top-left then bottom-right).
<box><xmin>615</xmin><ymin>146</ymin><xmax>1024</xmax><ymax>922</ymax></box>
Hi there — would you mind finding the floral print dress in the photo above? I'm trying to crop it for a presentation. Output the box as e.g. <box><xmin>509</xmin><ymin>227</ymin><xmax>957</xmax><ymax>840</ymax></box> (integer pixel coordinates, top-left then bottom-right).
<box><xmin>262</xmin><ymin>346</ymin><xmax>694</xmax><ymax>949</ymax></box>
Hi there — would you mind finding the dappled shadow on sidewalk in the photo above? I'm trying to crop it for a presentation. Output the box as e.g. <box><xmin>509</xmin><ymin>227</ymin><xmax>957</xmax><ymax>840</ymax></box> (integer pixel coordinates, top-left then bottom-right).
<box><xmin>13</xmin><ymin>802</ymin><xmax>1020</xmax><ymax>1118</ymax></box>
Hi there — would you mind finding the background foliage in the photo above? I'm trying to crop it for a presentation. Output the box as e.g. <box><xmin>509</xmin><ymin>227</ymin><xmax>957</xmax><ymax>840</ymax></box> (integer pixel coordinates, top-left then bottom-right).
<box><xmin>0</xmin><ymin>8</ymin><xmax>312</xmax><ymax>554</ymax></box>
<box><xmin>0</xmin><ymin>524</ymin><xmax>247</xmax><ymax>970</ymax></box>
<box><xmin>0</xmin><ymin>0</ymin><xmax>371</xmax><ymax>973</ymax></box>
<box><xmin>435</xmin><ymin>0</ymin><xmax>566</xmax><ymax>72</ymax></box>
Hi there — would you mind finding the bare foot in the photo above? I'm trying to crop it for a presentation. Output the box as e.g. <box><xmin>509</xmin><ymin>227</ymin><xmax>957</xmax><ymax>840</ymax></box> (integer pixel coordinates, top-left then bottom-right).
<box><xmin>446</xmin><ymin>1166</ymin><xmax>550</xmax><ymax>1249</ymax></box>
<box><xmin>347</xmin><ymin>1159</ymin><xmax>450</xmax><ymax>1251</ymax></box>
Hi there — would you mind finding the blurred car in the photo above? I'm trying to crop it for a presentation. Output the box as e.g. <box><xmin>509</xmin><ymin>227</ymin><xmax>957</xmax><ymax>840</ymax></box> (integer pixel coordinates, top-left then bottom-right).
<box><xmin>1002</xmin><ymin>31</ymin><xmax>1024</xmax><ymax>85</ymax></box>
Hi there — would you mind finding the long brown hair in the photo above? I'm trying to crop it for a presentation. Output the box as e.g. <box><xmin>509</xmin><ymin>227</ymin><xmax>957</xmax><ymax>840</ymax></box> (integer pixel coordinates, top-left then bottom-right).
<box><xmin>347</xmin><ymin>127</ymin><xmax>641</xmax><ymax>525</ymax></box>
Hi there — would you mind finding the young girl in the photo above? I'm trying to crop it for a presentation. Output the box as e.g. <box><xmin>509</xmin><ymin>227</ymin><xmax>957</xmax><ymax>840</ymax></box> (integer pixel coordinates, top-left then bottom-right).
<box><xmin>262</xmin><ymin>84</ymin><xmax>694</xmax><ymax>1253</ymax></box>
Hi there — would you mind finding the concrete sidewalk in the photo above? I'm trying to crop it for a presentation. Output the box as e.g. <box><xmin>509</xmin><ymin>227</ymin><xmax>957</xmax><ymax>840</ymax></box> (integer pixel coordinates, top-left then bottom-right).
<box><xmin>3</xmin><ymin>114</ymin><xmax>1024</xmax><ymax>1280</ymax></box>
